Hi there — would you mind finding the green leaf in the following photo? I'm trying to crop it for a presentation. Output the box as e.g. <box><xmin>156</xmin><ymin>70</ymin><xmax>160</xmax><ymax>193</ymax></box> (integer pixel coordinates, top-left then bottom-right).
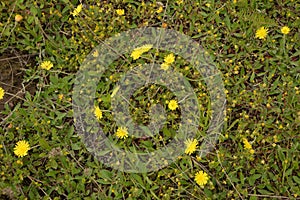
<box><xmin>249</xmin><ymin>174</ymin><xmax>261</xmax><ymax>186</ymax></box>
<box><xmin>131</xmin><ymin>174</ymin><xmax>144</xmax><ymax>186</ymax></box>
<box><xmin>30</xmin><ymin>6</ymin><xmax>38</xmax><ymax>16</ymax></box>
<box><xmin>71</xmin><ymin>143</ymin><xmax>81</xmax><ymax>150</ymax></box>
<box><xmin>27</xmin><ymin>16</ymin><xmax>35</xmax><ymax>24</ymax></box>
<box><xmin>293</xmin><ymin>176</ymin><xmax>300</xmax><ymax>185</ymax></box>
<box><xmin>98</xmin><ymin>169</ymin><xmax>112</xmax><ymax>181</ymax></box>
<box><xmin>277</xmin><ymin>147</ymin><xmax>285</xmax><ymax>163</ymax></box>
<box><xmin>258</xmin><ymin>189</ymin><xmax>272</xmax><ymax>195</ymax></box>
<box><xmin>49</xmin><ymin>159</ymin><xmax>58</xmax><ymax>169</ymax></box>
<box><xmin>39</xmin><ymin>138</ymin><xmax>51</xmax><ymax>150</ymax></box>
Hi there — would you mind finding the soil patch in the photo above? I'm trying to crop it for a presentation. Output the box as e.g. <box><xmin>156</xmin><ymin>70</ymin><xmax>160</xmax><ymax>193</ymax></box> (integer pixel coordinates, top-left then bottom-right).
<box><xmin>0</xmin><ymin>51</ymin><xmax>37</xmax><ymax>119</ymax></box>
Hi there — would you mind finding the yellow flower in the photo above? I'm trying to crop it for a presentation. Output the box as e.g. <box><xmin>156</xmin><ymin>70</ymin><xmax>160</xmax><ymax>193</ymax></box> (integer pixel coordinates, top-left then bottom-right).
<box><xmin>14</xmin><ymin>140</ymin><xmax>30</xmax><ymax>157</ymax></box>
<box><xmin>164</xmin><ymin>53</ymin><xmax>175</xmax><ymax>64</ymax></box>
<box><xmin>16</xmin><ymin>160</ymin><xmax>23</xmax><ymax>165</ymax></box>
<box><xmin>58</xmin><ymin>94</ymin><xmax>64</xmax><ymax>100</ymax></box>
<box><xmin>40</xmin><ymin>61</ymin><xmax>53</xmax><ymax>70</ymax></box>
<box><xmin>168</xmin><ymin>99</ymin><xmax>178</xmax><ymax>110</ymax></box>
<box><xmin>184</xmin><ymin>138</ymin><xmax>198</xmax><ymax>155</ymax></box>
<box><xmin>15</xmin><ymin>14</ymin><xmax>23</xmax><ymax>22</ymax></box>
<box><xmin>72</xmin><ymin>4</ymin><xmax>83</xmax><ymax>17</ymax></box>
<box><xmin>94</xmin><ymin>106</ymin><xmax>103</xmax><ymax>120</ymax></box>
<box><xmin>195</xmin><ymin>171</ymin><xmax>209</xmax><ymax>186</ymax></box>
<box><xmin>242</xmin><ymin>138</ymin><xmax>252</xmax><ymax>150</ymax></box>
<box><xmin>116</xmin><ymin>9</ymin><xmax>125</xmax><ymax>16</ymax></box>
<box><xmin>115</xmin><ymin>127</ymin><xmax>128</xmax><ymax>139</ymax></box>
<box><xmin>0</xmin><ymin>87</ymin><xmax>5</xmax><ymax>100</ymax></box>
<box><xmin>156</xmin><ymin>6</ymin><xmax>163</xmax><ymax>14</ymax></box>
<box><xmin>281</xmin><ymin>26</ymin><xmax>290</xmax><ymax>35</ymax></box>
<box><xmin>176</xmin><ymin>0</ymin><xmax>183</xmax><ymax>4</ymax></box>
<box><xmin>255</xmin><ymin>27</ymin><xmax>268</xmax><ymax>39</ymax></box>
<box><xmin>92</xmin><ymin>50</ymin><xmax>99</xmax><ymax>57</ymax></box>
<box><xmin>137</xmin><ymin>44</ymin><xmax>153</xmax><ymax>53</ymax></box>
<box><xmin>130</xmin><ymin>44</ymin><xmax>153</xmax><ymax>60</ymax></box>
<box><xmin>161</xmin><ymin>63</ymin><xmax>170</xmax><ymax>70</ymax></box>
<box><xmin>130</xmin><ymin>50</ymin><xmax>143</xmax><ymax>60</ymax></box>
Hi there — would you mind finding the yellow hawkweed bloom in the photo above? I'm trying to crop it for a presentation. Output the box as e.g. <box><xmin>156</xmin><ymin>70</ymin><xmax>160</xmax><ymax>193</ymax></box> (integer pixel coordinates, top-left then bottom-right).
<box><xmin>130</xmin><ymin>50</ymin><xmax>143</xmax><ymax>60</ymax></box>
<box><xmin>242</xmin><ymin>138</ymin><xmax>252</xmax><ymax>150</ymax></box>
<box><xmin>0</xmin><ymin>87</ymin><xmax>5</xmax><ymax>100</ymax></box>
<box><xmin>184</xmin><ymin>138</ymin><xmax>198</xmax><ymax>155</ymax></box>
<box><xmin>255</xmin><ymin>27</ymin><xmax>268</xmax><ymax>39</ymax></box>
<box><xmin>72</xmin><ymin>4</ymin><xmax>83</xmax><ymax>17</ymax></box>
<box><xmin>40</xmin><ymin>61</ymin><xmax>53</xmax><ymax>70</ymax></box>
<box><xmin>156</xmin><ymin>6</ymin><xmax>163</xmax><ymax>13</ymax></box>
<box><xmin>195</xmin><ymin>171</ymin><xmax>209</xmax><ymax>186</ymax></box>
<box><xmin>164</xmin><ymin>53</ymin><xmax>175</xmax><ymax>64</ymax></box>
<box><xmin>15</xmin><ymin>14</ymin><xmax>23</xmax><ymax>22</ymax></box>
<box><xmin>92</xmin><ymin>50</ymin><xmax>99</xmax><ymax>57</ymax></box>
<box><xmin>116</xmin><ymin>9</ymin><xmax>125</xmax><ymax>16</ymax></box>
<box><xmin>115</xmin><ymin>127</ymin><xmax>128</xmax><ymax>139</ymax></box>
<box><xmin>168</xmin><ymin>100</ymin><xmax>178</xmax><ymax>110</ymax></box>
<box><xmin>281</xmin><ymin>26</ymin><xmax>290</xmax><ymax>35</ymax></box>
<box><xmin>130</xmin><ymin>44</ymin><xmax>153</xmax><ymax>60</ymax></box>
<box><xmin>161</xmin><ymin>63</ymin><xmax>170</xmax><ymax>70</ymax></box>
<box><xmin>14</xmin><ymin>140</ymin><xmax>30</xmax><ymax>157</ymax></box>
<box><xmin>94</xmin><ymin>106</ymin><xmax>103</xmax><ymax>120</ymax></box>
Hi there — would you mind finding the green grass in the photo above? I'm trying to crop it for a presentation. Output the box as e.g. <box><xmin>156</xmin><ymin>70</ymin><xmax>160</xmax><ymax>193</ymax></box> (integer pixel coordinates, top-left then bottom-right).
<box><xmin>0</xmin><ymin>0</ymin><xmax>300</xmax><ymax>199</ymax></box>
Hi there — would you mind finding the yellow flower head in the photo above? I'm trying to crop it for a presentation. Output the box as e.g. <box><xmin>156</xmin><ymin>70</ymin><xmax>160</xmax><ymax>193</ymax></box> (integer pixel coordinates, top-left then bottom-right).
<box><xmin>242</xmin><ymin>138</ymin><xmax>252</xmax><ymax>150</ymax></box>
<box><xmin>40</xmin><ymin>61</ymin><xmax>53</xmax><ymax>70</ymax></box>
<box><xmin>0</xmin><ymin>87</ymin><xmax>5</xmax><ymax>100</ymax></box>
<box><xmin>94</xmin><ymin>106</ymin><xmax>103</xmax><ymax>120</ymax></box>
<box><xmin>281</xmin><ymin>26</ymin><xmax>290</xmax><ymax>35</ymax></box>
<box><xmin>72</xmin><ymin>4</ymin><xmax>83</xmax><ymax>17</ymax></box>
<box><xmin>16</xmin><ymin>160</ymin><xmax>23</xmax><ymax>165</ymax></box>
<box><xmin>195</xmin><ymin>170</ymin><xmax>209</xmax><ymax>186</ymax></box>
<box><xmin>15</xmin><ymin>14</ymin><xmax>23</xmax><ymax>22</ymax></box>
<box><xmin>130</xmin><ymin>44</ymin><xmax>153</xmax><ymax>60</ymax></box>
<box><xmin>130</xmin><ymin>50</ymin><xmax>143</xmax><ymax>60</ymax></box>
<box><xmin>168</xmin><ymin>99</ymin><xmax>178</xmax><ymax>110</ymax></box>
<box><xmin>161</xmin><ymin>62</ymin><xmax>170</xmax><ymax>70</ymax></box>
<box><xmin>184</xmin><ymin>138</ymin><xmax>198</xmax><ymax>155</ymax></box>
<box><xmin>255</xmin><ymin>27</ymin><xmax>268</xmax><ymax>39</ymax></box>
<box><xmin>115</xmin><ymin>127</ymin><xmax>128</xmax><ymax>139</ymax></box>
<box><xmin>176</xmin><ymin>0</ymin><xmax>183</xmax><ymax>4</ymax></box>
<box><xmin>92</xmin><ymin>50</ymin><xmax>99</xmax><ymax>57</ymax></box>
<box><xmin>164</xmin><ymin>53</ymin><xmax>175</xmax><ymax>64</ymax></box>
<box><xmin>138</xmin><ymin>44</ymin><xmax>153</xmax><ymax>53</ymax></box>
<box><xmin>58</xmin><ymin>94</ymin><xmax>64</xmax><ymax>100</ymax></box>
<box><xmin>156</xmin><ymin>6</ymin><xmax>163</xmax><ymax>14</ymax></box>
<box><xmin>14</xmin><ymin>140</ymin><xmax>30</xmax><ymax>157</ymax></box>
<box><xmin>116</xmin><ymin>9</ymin><xmax>125</xmax><ymax>16</ymax></box>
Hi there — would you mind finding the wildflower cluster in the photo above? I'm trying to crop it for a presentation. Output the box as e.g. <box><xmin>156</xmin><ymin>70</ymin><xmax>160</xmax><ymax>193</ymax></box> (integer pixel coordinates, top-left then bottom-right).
<box><xmin>255</xmin><ymin>25</ymin><xmax>291</xmax><ymax>39</ymax></box>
